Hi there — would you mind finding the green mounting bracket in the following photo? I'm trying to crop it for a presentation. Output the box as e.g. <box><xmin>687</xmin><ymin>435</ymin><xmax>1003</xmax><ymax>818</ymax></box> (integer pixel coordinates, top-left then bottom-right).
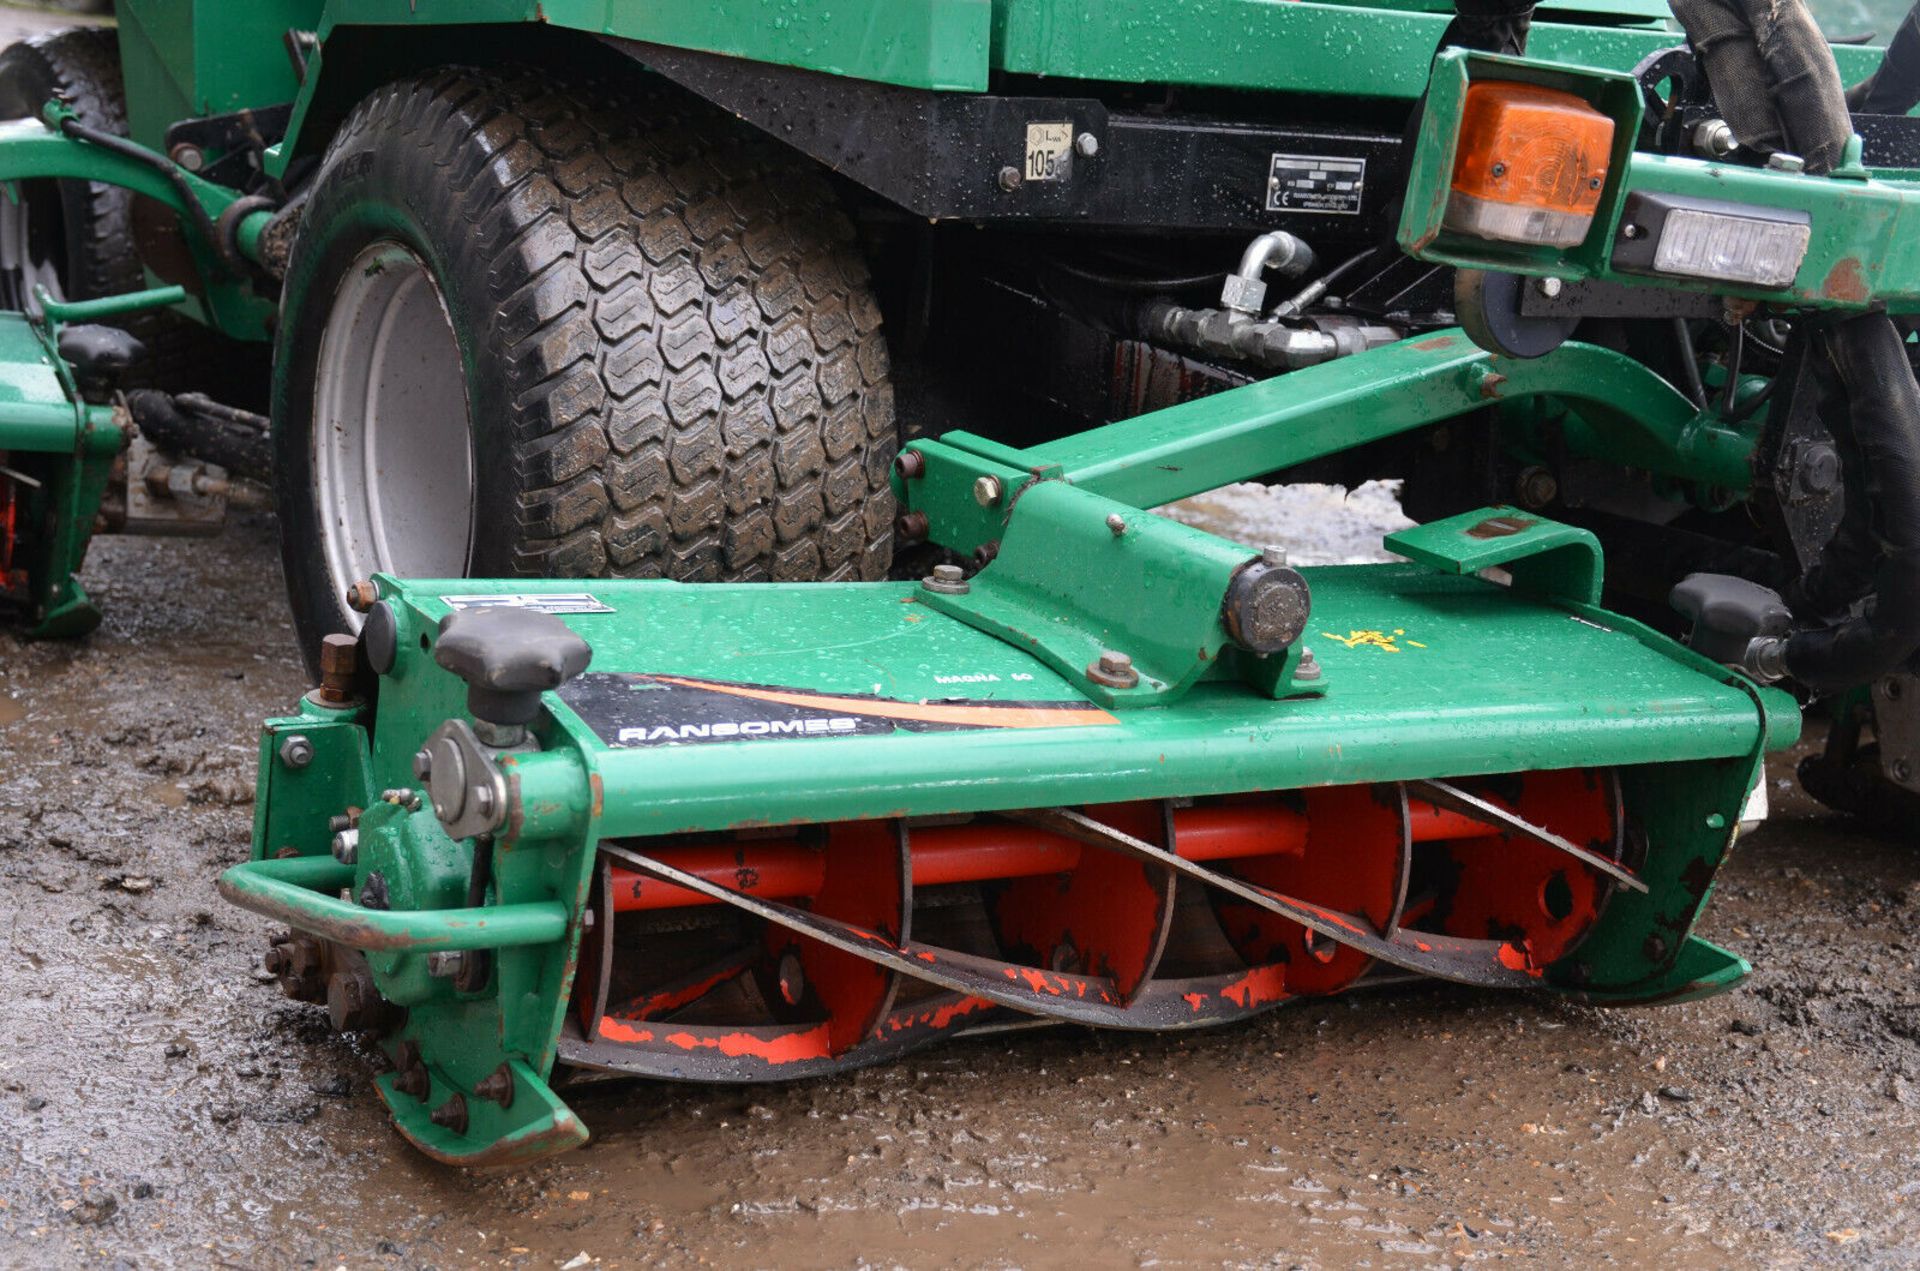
<box><xmin>1385</xmin><ymin>505</ymin><xmax>1604</xmax><ymax>606</ymax></box>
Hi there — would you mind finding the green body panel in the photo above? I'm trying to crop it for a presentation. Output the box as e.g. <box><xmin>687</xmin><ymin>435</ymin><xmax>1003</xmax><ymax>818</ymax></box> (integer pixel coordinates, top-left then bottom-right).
<box><xmin>114</xmin><ymin>0</ymin><xmax>318</xmax><ymax>148</ymax></box>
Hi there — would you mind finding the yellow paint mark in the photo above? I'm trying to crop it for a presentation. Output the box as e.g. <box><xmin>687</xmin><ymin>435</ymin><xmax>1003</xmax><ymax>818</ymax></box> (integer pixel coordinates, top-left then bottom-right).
<box><xmin>1320</xmin><ymin>628</ymin><xmax>1424</xmax><ymax>654</ymax></box>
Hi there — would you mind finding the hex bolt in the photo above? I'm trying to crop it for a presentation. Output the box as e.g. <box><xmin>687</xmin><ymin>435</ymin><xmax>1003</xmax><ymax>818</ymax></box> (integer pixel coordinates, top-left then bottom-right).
<box><xmin>997</xmin><ymin>164</ymin><xmax>1022</xmax><ymax>191</ymax></box>
<box><xmin>922</xmin><ymin>563</ymin><xmax>971</xmax><ymax>596</ymax></box>
<box><xmin>343</xmin><ymin>580</ymin><xmax>379</xmax><ymax>613</ymax></box>
<box><xmin>1262</xmin><ymin>545</ymin><xmax>1288</xmax><ymax>567</ymax></box>
<box><xmin>277</xmin><ymin>734</ymin><xmax>314</xmax><ymax>770</ymax></box>
<box><xmin>1692</xmin><ymin>118</ymin><xmax>1738</xmax><ymax>159</ymax></box>
<box><xmin>317</xmin><ymin>634</ymin><xmax>358</xmax><ymax>704</ymax></box>
<box><xmin>430</xmin><ymin>1093</ymin><xmax>470</xmax><ymax>1136</ymax></box>
<box><xmin>426</xmin><ymin>952</ymin><xmax>465</xmax><ymax>979</ymax></box>
<box><xmin>1294</xmin><ymin>648</ymin><xmax>1323</xmax><ymax>683</ymax></box>
<box><xmin>973</xmin><ymin>475</ymin><xmax>1004</xmax><ymax>507</ymax></box>
<box><xmin>1086</xmin><ymin>649</ymin><xmax>1139</xmax><ymax>689</ymax></box>
<box><xmin>474</xmin><ymin>1064</ymin><xmax>516</xmax><ymax>1110</ymax></box>
<box><xmin>895</xmin><ymin>450</ymin><xmax>926</xmax><ymax>480</ymax></box>
<box><xmin>1533</xmin><ymin>276</ymin><xmax>1564</xmax><ymax>300</ymax></box>
<box><xmin>1075</xmin><ymin>132</ymin><xmax>1099</xmax><ymax>158</ymax></box>
<box><xmin>331</xmin><ymin>828</ymin><xmax>359</xmax><ymax>865</ymax></box>
<box><xmin>1765</xmin><ymin>152</ymin><xmax>1805</xmax><ymax>173</ymax></box>
<box><xmin>1106</xmin><ymin>513</ymin><xmax>1127</xmax><ymax>536</ymax></box>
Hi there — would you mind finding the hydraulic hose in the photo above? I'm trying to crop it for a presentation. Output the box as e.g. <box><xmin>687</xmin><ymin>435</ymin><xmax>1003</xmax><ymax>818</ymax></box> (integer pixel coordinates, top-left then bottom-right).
<box><xmin>1783</xmin><ymin>313</ymin><xmax>1920</xmax><ymax>689</ymax></box>
<box><xmin>1849</xmin><ymin>0</ymin><xmax>1920</xmax><ymax>115</ymax></box>
<box><xmin>1666</xmin><ymin>0</ymin><xmax>1852</xmax><ymax>172</ymax></box>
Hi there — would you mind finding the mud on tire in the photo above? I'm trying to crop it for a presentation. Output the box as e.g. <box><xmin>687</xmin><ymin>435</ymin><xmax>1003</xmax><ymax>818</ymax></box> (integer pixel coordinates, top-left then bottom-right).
<box><xmin>274</xmin><ymin>67</ymin><xmax>897</xmax><ymax>650</ymax></box>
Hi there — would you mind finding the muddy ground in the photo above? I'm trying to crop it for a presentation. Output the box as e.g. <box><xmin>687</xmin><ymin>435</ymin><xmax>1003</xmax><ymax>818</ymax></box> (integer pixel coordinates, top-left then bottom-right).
<box><xmin>3</xmin><ymin>502</ymin><xmax>1920</xmax><ymax>1271</ymax></box>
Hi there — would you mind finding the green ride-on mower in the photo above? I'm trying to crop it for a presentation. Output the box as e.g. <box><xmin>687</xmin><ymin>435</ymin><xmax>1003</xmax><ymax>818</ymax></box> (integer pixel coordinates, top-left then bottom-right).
<box><xmin>3</xmin><ymin>0</ymin><xmax>1920</xmax><ymax>1162</ymax></box>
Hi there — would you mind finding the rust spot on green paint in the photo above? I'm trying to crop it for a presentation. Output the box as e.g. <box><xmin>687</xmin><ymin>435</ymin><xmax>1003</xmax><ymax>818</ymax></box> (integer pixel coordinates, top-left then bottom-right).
<box><xmin>1821</xmin><ymin>257</ymin><xmax>1869</xmax><ymax>304</ymax></box>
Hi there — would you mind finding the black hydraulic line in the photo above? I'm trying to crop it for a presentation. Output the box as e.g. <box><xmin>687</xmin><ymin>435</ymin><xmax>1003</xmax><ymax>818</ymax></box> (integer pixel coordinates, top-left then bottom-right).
<box><xmin>1673</xmin><ymin>319</ymin><xmax>1708</xmax><ymax>410</ymax></box>
<box><xmin>1784</xmin><ymin>312</ymin><xmax>1920</xmax><ymax>689</ymax></box>
<box><xmin>455</xmin><ymin>834</ymin><xmax>497</xmax><ymax>994</ymax></box>
<box><xmin>1724</xmin><ymin>371</ymin><xmax>1777</xmax><ymax>425</ymax></box>
<box><xmin>1271</xmin><ymin>244</ymin><xmax>1383</xmax><ymax>317</ymax></box>
<box><xmin>55</xmin><ymin>115</ymin><xmax>246</xmax><ymax>276</ymax></box>
<box><xmin>1720</xmin><ymin>319</ymin><xmax>1745</xmax><ymax>417</ymax></box>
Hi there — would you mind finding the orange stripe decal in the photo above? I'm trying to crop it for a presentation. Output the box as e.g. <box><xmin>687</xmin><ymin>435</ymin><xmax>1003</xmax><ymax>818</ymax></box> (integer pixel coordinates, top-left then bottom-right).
<box><xmin>644</xmin><ymin>675</ymin><xmax>1119</xmax><ymax>730</ymax></box>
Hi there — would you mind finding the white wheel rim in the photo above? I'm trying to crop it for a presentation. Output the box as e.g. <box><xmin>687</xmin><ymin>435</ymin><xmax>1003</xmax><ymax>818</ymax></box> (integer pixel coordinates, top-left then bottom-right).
<box><xmin>0</xmin><ymin>185</ymin><xmax>64</xmax><ymax>312</ymax></box>
<box><xmin>312</xmin><ymin>242</ymin><xmax>475</xmax><ymax>621</ymax></box>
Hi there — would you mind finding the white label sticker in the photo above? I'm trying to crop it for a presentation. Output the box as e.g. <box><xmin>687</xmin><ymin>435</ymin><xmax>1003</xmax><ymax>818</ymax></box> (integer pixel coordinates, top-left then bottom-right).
<box><xmin>1266</xmin><ymin>153</ymin><xmax>1367</xmax><ymax>215</ymax></box>
<box><xmin>1025</xmin><ymin>121</ymin><xmax>1074</xmax><ymax>183</ymax></box>
<box><xmin>439</xmin><ymin>592</ymin><xmax>614</xmax><ymax>614</ymax></box>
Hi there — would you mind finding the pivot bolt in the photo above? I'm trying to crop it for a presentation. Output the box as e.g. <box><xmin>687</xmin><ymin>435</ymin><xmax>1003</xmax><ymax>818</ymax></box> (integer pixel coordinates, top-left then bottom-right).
<box><xmin>998</xmin><ymin>165</ymin><xmax>1022</xmax><ymax>191</ymax></box>
<box><xmin>973</xmin><ymin>475</ymin><xmax>1003</xmax><ymax>507</ymax></box>
<box><xmin>922</xmin><ymin>564</ymin><xmax>971</xmax><ymax>596</ymax></box>
<box><xmin>344</xmin><ymin>580</ymin><xmax>379</xmax><ymax>613</ymax></box>
<box><xmin>277</xmin><ymin>734</ymin><xmax>314</xmax><ymax>770</ymax></box>
<box><xmin>1087</xmin><ymin>650</ymin><xmax>1139</xmax><ymax>689</ymax></box>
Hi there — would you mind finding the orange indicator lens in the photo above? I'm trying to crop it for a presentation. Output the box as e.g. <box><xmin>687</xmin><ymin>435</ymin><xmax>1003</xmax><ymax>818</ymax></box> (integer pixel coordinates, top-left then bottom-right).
<box><xmin>1444</xmin><ymin>81</ymin><xmax>1615</xmax><ymax>247</ymax></box>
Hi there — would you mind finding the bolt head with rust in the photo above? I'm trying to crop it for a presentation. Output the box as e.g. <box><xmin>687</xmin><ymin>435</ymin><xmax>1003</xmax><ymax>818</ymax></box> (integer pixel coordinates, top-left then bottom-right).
<box><xmin>343</xmin><ymin>580</ymin><xmax>379</xmax><ymax>613</ymax></box>
<box><xmin>317</xmin><ymin>633</ymin><xmax>358</xmax><ymax>703</ymax></box>
<box><xmin>895</xmin><ymin>510</ymin><xmax>930</xmax><ymax>544</ymax></box>
<box><xmin>1086</xmin><ymin>649</ymin><xmax>1139</xmax><ymax>689</ymax></box>
<box><xmin>895</xmin><ymin>450</ymin><xmax>926</xmax><ymax>480</ymax></box>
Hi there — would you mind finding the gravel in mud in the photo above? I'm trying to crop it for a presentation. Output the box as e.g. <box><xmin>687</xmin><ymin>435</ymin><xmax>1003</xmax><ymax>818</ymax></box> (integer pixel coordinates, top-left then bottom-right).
<box><xmin>3</xmin><ymin>496</ymin><xmax>1919</xmax><ymax>1270</ymax></box>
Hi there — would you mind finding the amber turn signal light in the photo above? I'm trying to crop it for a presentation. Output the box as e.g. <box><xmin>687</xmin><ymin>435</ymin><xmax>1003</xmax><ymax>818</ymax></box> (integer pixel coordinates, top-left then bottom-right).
<box><xmin>1444</xmin><ymin>81</ymin><xmax>1615</xmax><ymax>248</ymax></box>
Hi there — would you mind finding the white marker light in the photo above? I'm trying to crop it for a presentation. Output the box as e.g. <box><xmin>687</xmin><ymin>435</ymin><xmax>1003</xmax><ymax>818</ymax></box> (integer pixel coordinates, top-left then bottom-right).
<box><xmin>1652</xmin><ymin>207</ymin><xmax>1811</xmax><ymax>289</ymax></box>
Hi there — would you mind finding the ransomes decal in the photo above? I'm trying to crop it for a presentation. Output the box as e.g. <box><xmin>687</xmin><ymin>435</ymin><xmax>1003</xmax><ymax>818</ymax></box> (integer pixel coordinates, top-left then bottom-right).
<box><xmin>557</xmin><ymin>672</ymin><xmax>1117</xmax><ymax>748</ymax></box>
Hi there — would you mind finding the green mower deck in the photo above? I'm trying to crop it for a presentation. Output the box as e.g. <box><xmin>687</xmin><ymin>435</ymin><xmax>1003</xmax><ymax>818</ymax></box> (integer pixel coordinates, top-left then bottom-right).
<box><xmin>221</xmin><ymin>507</ymin><xmax>1789</xmax><ymax>1163</ymax></box>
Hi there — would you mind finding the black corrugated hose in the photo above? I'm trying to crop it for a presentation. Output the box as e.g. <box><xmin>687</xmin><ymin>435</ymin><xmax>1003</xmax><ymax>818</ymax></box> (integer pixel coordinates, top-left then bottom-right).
<box><xmin>1664</xmin><ymin>0</ymin><xmax>1920</xmax><ymax>687</ymax></box>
